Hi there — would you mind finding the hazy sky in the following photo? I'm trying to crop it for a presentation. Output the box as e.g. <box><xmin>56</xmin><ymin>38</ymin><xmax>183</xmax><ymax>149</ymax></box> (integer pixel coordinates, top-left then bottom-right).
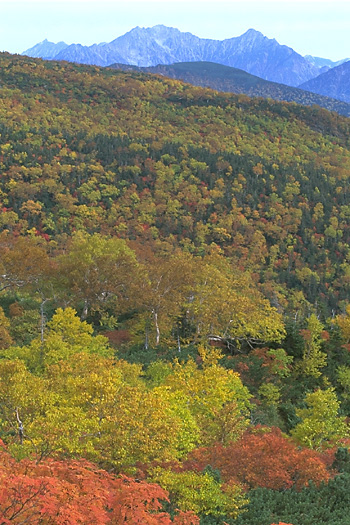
<box><xmin>1</xmin><ymin>0</ymin><xmax>349</xmax><ymax>61</ymax></box>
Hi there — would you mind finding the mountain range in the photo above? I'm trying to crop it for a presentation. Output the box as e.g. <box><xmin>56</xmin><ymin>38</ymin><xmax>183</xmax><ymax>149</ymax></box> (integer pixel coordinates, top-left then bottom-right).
<box><xmin>304</xmin><ymin>55</ymin><xmax>349</xmax><ymax>69</ymax></box>
<box><xmin>22</xmin><ymin>25</ymin><xmax>350</xmax><ymax>103</ymax></box>
<box><xmin>23</xmin><ymin>25</ymin><xmax>322</xmax><ymax>87</ymax></box>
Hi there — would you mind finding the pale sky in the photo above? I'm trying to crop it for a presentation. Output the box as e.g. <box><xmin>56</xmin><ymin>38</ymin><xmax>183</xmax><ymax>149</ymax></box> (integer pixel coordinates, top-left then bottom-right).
<box><xmin>1</xmin><ymin>0</ymin><xmax>349</xmax><ymax>62</ymax></box>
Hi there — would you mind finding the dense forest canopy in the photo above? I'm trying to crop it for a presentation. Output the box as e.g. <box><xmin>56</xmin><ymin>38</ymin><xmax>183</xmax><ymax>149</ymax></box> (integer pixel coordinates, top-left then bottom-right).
<box><xmin>1</xmin><ymin>53</ymin><xmax>350</xmax><ymax>316</ymax></box>
<box><xmin>2</xmin><ymin>52</ymin><xmax>350</xmax><ymax>524</ymax></box>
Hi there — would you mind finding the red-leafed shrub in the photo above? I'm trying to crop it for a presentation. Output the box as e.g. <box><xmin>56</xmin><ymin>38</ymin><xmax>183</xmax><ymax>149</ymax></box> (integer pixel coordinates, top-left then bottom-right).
<box><xmin>184</xmin><ymin>427</ymin><xmax>331</xmax><ymax>491</ymax></box>
<box><xmin>0</xmin><ymin>440</ymin><xmax>199</xmax><ymax>524</ymax></box>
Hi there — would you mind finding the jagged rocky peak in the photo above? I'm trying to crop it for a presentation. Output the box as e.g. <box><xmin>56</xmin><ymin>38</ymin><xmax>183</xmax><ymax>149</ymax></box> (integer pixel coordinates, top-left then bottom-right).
<box><xmin>22</xmin><ymin>39</ymin><xmax>68</xmax><ymax>59</ymax></box>
<box><xmin>304</xmin><ymin>55</ymin><xmax>350</xmax><ymax>68</ymax></box>
<box><xmin>239</xmin><ymin>28</ymin><xmax>265</xmax><ymax>41</ymax></box>
<box><xmin>22</xmin><ymin>25</ymin><xmax>321</xmax><ymax>87</ymax></box>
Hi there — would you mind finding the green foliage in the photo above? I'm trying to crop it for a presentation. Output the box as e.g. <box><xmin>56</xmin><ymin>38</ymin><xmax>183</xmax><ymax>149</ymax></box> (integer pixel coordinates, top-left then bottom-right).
<box><xmin>0</xmin><ymin>306</ymin><xmax>13</xmax><ymax>349</ymax></box>
<box><xmin>3</xmin><ymin>52</ymin><xmax>350</xmax><ymax>522</ymax></box>
<box><xmin>267</xmin><ymin>348</ymin><xmax>293</xmax><ymax>377</ymax></box>
<box><xmin>127</xmin><ymin>61</ymin><xmax>350</xmax><ymax>117</ymax></box>
<box><xmin>1</xmin><ymin>53</ymin><xmax>350</xmax><ymax>318</ymax></box>
<box><xmin>186</xmin><ymin>256</ymin><xmax>286</xmax><ymax>348</ymax></box>
<box><xmin>235</xmin><ymin>474</ymin><xmax>350</xmax><ymax>525</ymax></box>
<box><xmin>332</xmin><ymin>447</ymin><xmax>350</xmax><ymax>474</ymax></box>
<box><xmin>56</xmin><ymin>232</ymin><xmax>138</xmax><ymax>320</ymax></box>
<box><xmin>164</xmin><ymin>348</ymin><xmax>252</xmax><ymax>446</ymax></box>
<box><xmin>0</xmin><ymin>323</ymin><xmax>253</xmax><ymax>472</ymax></box>
<box><xmin>8</xmin><ymin>305</ymin><xmax>41</xmax><ymax>346</ymax></box>
<box><xmin>333</xmin><ymin>304</ymin><xmax>350</xmax><ymax>343</ymax></box>
<box><xmin>0</xmin><ymin>307</ymin><xmax>112</xmax><ymax>372</ymax></box>
<box><xmin>291</xmin><ymin>388</ymin><xmax>348</xmax><ymax>449</ymax></box>
<box><xmin>150</xmin><ymin>467</ymin><xmax>248</xmax><ymax>519</ymax></box>
<box><xmin>258</xmin><ymin>383</ymin><xmax>281</xmax><ymax>407</ymax></box>
<box><xmin>144</xmin><ymin>360</ymin><xmax>173</xmax><ymax>387</ymax></box>
<box><xmin>298</xmin><ymin>315</ymin><xmax>327</xmax><ymax>378</ymax></box>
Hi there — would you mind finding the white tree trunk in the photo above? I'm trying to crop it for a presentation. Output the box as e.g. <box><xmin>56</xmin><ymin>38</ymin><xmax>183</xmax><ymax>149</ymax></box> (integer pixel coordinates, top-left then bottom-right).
<box><xmin>154</xmin><ymin>311</ymin><xmax>160</xmax><ymax>345</ymax></box>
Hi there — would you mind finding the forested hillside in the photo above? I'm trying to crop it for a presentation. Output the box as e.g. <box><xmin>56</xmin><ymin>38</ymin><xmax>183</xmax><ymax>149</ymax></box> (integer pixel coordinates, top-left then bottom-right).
<box><xmin>110</xmin><ymin>61</ymin><xmax>350</xmax><ymax>117</ymax></box>
<box><xmin>2</xmin><ymin>52</ymin><xmax>350</xmax><ymax>524</ymax></box>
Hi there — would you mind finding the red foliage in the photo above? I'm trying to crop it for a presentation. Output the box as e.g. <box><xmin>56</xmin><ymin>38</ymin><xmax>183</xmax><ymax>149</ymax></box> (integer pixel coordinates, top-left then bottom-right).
<box><xmin>184</xmin><ymin>427</ymin><xmax>331</xmax><ymax>491</ymax></box>
<box><xmin>102</xmin><ymin>329</ymin><xmax>131</xmax><ymax>346</ymax></box>
<box><xmin>35</xmin><ymin>230</ymin><xmax>50</xmax><ymax>241</ymax></box>
<box><xmin>300</xmin><ymin>328</ymin><xmax>312</xmax><ymax>342</ymax></box>
<box><xmin>320</xmin><ymin>330</ymin><xmax>330</xmax><ymax>341</ymax></box>
<box><xmin>110</xmin><ymin>476</ymin><xmax>198</xmax><ymax>524</ymax></box>
<box><xmin>0</xmin><ymin>441</ymin><xmax>199</xmax><ymax>524</ymax></box>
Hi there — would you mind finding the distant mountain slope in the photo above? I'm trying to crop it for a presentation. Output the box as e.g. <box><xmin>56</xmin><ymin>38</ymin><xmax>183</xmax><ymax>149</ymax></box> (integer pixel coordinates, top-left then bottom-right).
<box><xmin>304</xmin><ymin>55</ymin><xmax>349</xmax><ymax>69</ymax></box>
<box><xmin>55</xmin><ymin>43</ymin><xmax>126</xmax><ymax>67</ymax></box>
<box><xmin>109</xmin><ymin>61</ymin><xmax>350</xmax><ymax>117</ymax></box>
<box><xmin>23</xmin><ymin>39</ymin><xmax>69</xmax><ymax>59</ymax></box>
<box><xmin>23</xmin><ymin>25</ymin><xmax>320</xmax><ymax>87</ymax></box>
<box><xmin>300</xmin><ymin>61</ymin><xmax>350</xmax><ymax>103</ymax></box>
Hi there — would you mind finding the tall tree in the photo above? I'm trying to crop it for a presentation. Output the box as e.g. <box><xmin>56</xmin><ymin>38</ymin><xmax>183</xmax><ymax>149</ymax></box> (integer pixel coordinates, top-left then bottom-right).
<box><xmin>291</xmin><ymin>388</ymin><xmax>348</xmax><ymax>449</ymax></box>
<box><xmin>56</xmin><ymin>232</ymin><xmax>138</xmax><ymax>320</ymax></box>
<box><xmin>186</xmin><ymin>255</ymin><xmax>285</xmax><ymax>350</ymax></box>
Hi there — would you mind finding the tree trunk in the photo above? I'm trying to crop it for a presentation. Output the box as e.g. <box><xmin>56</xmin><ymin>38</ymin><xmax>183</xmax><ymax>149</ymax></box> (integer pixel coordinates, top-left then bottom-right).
<box><xmin>154</xmin><ymin>311</ymin><xmax>160</xmax><ymax>345</ymax></box>
<box><xmin>81</xmin><ymin>300</ymin><xmax>89</xmax><ymax>321</ymax></box>
<box><xmin>40</xmin><ymin>298</ymin><xmax>48</xmax><ymax>343</ymax></box>
<box><xmin>145</xmin><ymin>321</ymin><xmax>149</xmax><ymax>350</ymax></box>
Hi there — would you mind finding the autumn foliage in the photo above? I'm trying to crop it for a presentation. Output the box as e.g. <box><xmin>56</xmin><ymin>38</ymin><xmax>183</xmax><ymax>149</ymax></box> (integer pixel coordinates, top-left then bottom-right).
<box><xmin>2</xmin><ymin>50</ymin><xmax>350</xmax><ymax>525</ymax></box>
<box><xmin>184</xmin><ymin>427</ymin><xmax>332</xmax><ymax>490</ymax></box>
<box><xmin>0</xmin><ymin>440</ymin><xmax>198</xmax><ymax>524</ymax></box>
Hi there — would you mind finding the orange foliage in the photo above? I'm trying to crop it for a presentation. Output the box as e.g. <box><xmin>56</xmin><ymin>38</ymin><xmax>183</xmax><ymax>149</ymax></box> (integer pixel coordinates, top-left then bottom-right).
<box><xmin>0</xmin><ymin>440</ymin><xmax>198</xmax><ymax>524</ymax></box>
<box><xmin>110</xmin><ymin>476</ymin><xmax>199</xmax><ymax>525</ymax></box>
<box><xmin>184</xmin><ymin>427</ymin><xmax>331</xmax><ymax>491</ymax></box>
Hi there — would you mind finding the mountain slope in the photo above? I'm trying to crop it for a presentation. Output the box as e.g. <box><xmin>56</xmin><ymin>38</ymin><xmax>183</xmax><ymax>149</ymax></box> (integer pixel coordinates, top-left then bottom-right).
<box><xmin>55</xmin><ymin>42</ymin><xmax>126</xmax><ymax>66</ymax></box>
<box><xmin>2</xmin><ymin>52</ymin><xmax>350</xmax><ymax>314</ymax></box>
<box><xmin>23</xmin><ymin>38</ymin><xmax>69</xmax><ymax>59</ymax></box>
<box><xmin>300</xmin><ymin>61</ymin><xmax>350</xmax><ymax>103</ymax></box>
<box><xmin>304</xmin><ymin>55</ymin><xmax>349</xmax><ymax>69</ymax></box>
<box><xmin>109</xmin><ymin>61</ymin><xmax>350</xmax><ymax>117</ymax></box>
<box><xmin>23</xmin><ymin>25</ymin><xmax>320</xmax><ymax>87</ymax></box>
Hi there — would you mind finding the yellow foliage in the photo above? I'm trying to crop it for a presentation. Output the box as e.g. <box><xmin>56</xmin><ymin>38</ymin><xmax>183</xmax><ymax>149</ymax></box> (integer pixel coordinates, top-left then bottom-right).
<box><xmin>150</xmin><ymin>467</ymin><xmax>248</xmax><ymax>519</ymax></box>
